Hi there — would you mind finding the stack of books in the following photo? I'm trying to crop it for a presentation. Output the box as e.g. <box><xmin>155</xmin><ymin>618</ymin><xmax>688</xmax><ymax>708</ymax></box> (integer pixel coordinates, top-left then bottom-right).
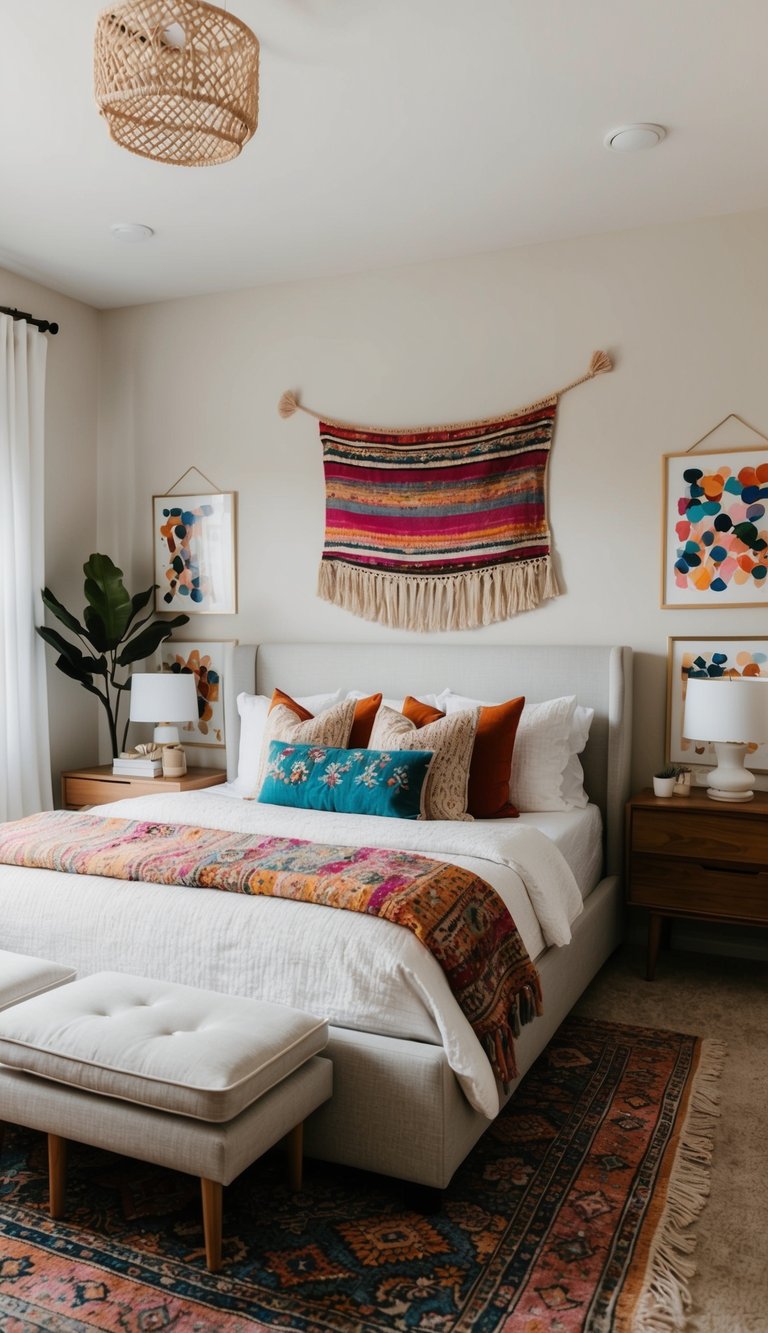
<box><xmin>113</xmin><ymin>754</ymin><xmax>162</xmax><ymax>779</ymax></box>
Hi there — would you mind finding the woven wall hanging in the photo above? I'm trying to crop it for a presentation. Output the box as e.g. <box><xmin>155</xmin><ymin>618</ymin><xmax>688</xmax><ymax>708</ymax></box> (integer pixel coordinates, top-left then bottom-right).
<box><xmin>278</xmin><ymin>350</ymin><xmax>612</xmax><ymax>632</ymax></box>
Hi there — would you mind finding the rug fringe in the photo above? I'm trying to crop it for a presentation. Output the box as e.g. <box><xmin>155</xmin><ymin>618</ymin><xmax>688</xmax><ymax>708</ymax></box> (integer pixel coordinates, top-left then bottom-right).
<box><xmin>631</xmin><ymin>1039</ymin><xmax>727</xmax><ymax>1333</ymax></box>
<box><xmin>317</xmin><ymin>556</ymin><xmax>560</xmax><ymax>631</ymax></box>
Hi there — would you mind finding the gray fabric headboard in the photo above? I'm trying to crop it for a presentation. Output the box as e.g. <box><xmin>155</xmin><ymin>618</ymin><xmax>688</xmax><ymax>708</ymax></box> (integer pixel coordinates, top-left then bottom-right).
<box><xmin>225</xmin><ymin>643</ymin><xmax>632</xmax><ymax>877</ymax></box>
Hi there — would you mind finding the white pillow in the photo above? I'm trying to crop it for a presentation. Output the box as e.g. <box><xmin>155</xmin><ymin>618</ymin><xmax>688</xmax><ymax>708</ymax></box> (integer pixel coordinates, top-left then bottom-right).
<box><xmin>236</xmin><ymin>689</ymin><xmax>342</xmax><ymax>790</ymax></box>
<box><xmin>440</xmin><ymin>691</ymin><xmax>593</xmax><ymax>812</ymax></box>
<box><xmin>560</xmin><ymin>706</ymin><xmax>594</xmax><ymax>809</ymax></box>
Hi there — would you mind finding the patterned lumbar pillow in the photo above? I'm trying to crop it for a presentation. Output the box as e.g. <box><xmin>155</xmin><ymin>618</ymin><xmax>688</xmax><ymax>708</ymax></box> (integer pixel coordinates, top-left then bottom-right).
<box><xmin>368</xmin><ymin>705</ymin><xmax>479</xmax><ymax>821</ymax></box>
<box><xmin>258</xmin><ymin>742</ymin><xmax>434</xmax><ymax>819</ymax></box>
<box><xmin>253</xmin><ymin>698</ymin><xmax>356</xmax><ymax>795</ymax></box>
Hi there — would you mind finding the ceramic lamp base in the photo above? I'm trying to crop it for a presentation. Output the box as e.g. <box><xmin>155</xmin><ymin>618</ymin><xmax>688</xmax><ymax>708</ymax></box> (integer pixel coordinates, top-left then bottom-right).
<box><xmin>706</xmin><ymin>741</ymin><xmax>755</xmax><ymax>802</ymax></box>
<box><xmin>707</xmin><ymin>788</ymin><xmax>754</xmax><ymax>802</ymax></box>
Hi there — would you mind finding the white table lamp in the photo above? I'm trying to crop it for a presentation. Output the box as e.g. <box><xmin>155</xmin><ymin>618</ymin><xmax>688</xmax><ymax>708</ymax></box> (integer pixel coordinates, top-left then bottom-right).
<box><xmin>682</xmin><ymin>676</ymin><xmax>768</xmax><ymax>802</ymax></box>
<box><xmin>129</xmin><ymin>672</ymin><xmax>198</xmax><ymax>745</ymax></box>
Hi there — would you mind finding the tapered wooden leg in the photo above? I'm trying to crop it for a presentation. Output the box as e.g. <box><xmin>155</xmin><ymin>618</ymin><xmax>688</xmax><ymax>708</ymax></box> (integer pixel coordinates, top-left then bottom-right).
<box><xmin>647</xmin><ymin>913</ymin><xmax>663</xmax><ymax>981</ymax></box>
<box><xmin>48</xmin><ymin>1134</ymin><xmax>67</xmax><ymax>1219</ymax></box>
<box><xmin>286</xmin><ymin>1121</ymin><xmax>303</xmax><ymax>1191</ymax></box>
<box><xmin>201</xmin><ymin>1177</ymin><xmax>223</xmax><ymax>1272</ymax></box>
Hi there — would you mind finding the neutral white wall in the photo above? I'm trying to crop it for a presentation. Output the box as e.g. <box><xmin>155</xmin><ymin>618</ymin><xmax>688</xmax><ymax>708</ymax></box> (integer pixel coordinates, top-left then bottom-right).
<box><xmin>0</xmin><ymin>267</ymin><xmax>100</xmax><ymax>789</ymax></box>
<box><xmin>97</xmin><ymin>209</ymin><xmax>768</xmax><ymax>791</ymax></box>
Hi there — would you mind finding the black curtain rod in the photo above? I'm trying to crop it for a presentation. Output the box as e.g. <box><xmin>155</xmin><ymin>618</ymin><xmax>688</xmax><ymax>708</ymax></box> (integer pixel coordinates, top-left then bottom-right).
<box><xmin>0</xmin><ymin>305</ymin><xmax>59</xmax><ymax>335</ymax></box>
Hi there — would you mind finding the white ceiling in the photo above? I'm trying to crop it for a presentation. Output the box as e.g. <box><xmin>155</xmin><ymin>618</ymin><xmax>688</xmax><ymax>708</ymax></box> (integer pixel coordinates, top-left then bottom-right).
<box><xmin>2</xmin><ymin>1</ymin><xmax>768</xmax><ymax>310</ymax></box>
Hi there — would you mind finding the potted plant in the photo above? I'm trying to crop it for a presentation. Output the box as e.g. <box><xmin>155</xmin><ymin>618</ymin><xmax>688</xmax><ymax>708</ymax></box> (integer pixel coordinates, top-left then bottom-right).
<box><xmin>673</xmin><ymin>764</ymin><xmax>692</xmax><ymax>796</ymax></box>
<box><xmin>653</xmin><ymin>764</ymin><xmax>678</xmax><ymax>798</ymax></box>
<box><xmin>37</xmin><ymin>554</ymin><xmax>189</xmax><ymax>758</ymax></box>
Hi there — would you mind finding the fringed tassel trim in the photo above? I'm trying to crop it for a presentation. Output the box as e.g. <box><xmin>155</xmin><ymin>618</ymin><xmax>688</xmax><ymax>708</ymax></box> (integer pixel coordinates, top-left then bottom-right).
<box><xmin>317</xmin><ymin>556</ymin><xmax>560</xmax><ymax>632</ymax></box>
<box><xmin>482</xmin><ymin>977</ymin><xmax>544</xmax><ymax>1086</ymax></box>
<box><xmin>628</xmin><ymin>1039</ymin><xmax>727</xmax><ymax>1333</ymax></box>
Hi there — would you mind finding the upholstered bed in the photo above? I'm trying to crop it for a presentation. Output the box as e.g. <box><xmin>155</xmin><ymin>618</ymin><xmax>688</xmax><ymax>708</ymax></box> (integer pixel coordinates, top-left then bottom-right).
<box><xmin>0</xmin><ymin>642</ymin><xmax>631</xmax><ymax>1188</ymax></box>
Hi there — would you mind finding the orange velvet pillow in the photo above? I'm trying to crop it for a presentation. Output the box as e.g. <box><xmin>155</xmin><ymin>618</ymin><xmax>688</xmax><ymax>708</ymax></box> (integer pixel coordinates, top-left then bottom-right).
<box><xmin>269</xmin><ymin>689</ymin><xmax>383</xmax><ymax>749</ymax></box>
<box><xmin>402</xmin><ymin>695</ymin><xmax>525</xmax><ymax>819</ymax></box>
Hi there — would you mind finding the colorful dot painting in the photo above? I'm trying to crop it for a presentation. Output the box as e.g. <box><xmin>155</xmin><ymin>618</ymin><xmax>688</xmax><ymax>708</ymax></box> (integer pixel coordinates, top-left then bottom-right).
<box><xmin>679</xmin><ymin>649</ymin><xmax>768</xmax><ymax>758</ymax></box>
<box><xmin>159</xmin><ymin>643</ymin><xmax>227</xmax><ymax>747</ymax></box>
<box><xmin>674</xmin><ymin>463</ymin><xmax>768</xmax><ymax>594</ymax></box>
<box><xmin>159</xmin><ymin>504</ymin><xmax>214</xmax><ymax>606</ymax></box>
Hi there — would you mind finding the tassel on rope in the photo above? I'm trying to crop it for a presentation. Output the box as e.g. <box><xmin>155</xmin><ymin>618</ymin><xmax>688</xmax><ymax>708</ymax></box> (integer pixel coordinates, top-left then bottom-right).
<box><xmin>589</xmin><ymin>349</ymin><xmax>612</xmax><ymax>376</ymax></box>
<box><xmin>277</xmin><ymin>349</ymin><xmax>612</xmax><ymax>430</ymax></box>
<box><xmin>278</xmin><ymin>389</ymin><xmax>300</xmax><ymax>419</ymax></box>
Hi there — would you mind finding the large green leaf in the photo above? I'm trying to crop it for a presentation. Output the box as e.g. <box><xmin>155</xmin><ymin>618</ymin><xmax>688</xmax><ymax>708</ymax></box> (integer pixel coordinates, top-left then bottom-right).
<box><xmin>83</xmin><ymin>605</ymin><xmax>110</xmax><ymax>653</ymax></box>
<box><xmin>83</xmin><ymin>554</ymin><xmax>132</xmax><ymax>647</ymax></box>
<box><xmin>41</xmin><ymin>587</ymin><xmax>86</xmax><ymax>637</ymax></box>
<box><xmin>130</xmin><ymin>586</ymin><xmax>155</xmax><ymax>618</ymax></box>
<box><xmin>36</xmin><ymin>626</ymin><xmax>108</xmax><ymax>676</ymax></box>
<box><xmin>117</xmin><ymin>614</ymin><xmax>189</xmax><ymax>667</ymax></box>
<box><xmin>54</xmin><ymin>655</ymin><xmax>108</xmax><ymax>704</ymax></box>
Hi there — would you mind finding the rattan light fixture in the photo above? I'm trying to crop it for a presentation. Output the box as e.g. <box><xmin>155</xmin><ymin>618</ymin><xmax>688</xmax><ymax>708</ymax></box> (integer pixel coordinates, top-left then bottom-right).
<box><xmin>94</xmin><ymin>0</ymin><xmax>259</xmax><ymax>167</ymax></box>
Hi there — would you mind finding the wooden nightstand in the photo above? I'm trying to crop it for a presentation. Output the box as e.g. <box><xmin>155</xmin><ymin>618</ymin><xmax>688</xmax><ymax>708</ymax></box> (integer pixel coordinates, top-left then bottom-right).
<box><xmin>61</xmin><ymin>765</ymin><xmax>226</xmax><ymax>810</ymax></box>
<box><xmin>625</xmin><ymin>788</ymin><xmax>768</xmax><ymax>979</ymax></box>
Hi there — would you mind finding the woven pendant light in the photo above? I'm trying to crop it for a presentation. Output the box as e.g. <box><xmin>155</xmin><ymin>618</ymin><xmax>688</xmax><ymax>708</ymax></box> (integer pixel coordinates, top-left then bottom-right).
<box><xmin>94</xmin><ymin>0</ymin><xmax>259</xmax><ymax>167</ymax></box>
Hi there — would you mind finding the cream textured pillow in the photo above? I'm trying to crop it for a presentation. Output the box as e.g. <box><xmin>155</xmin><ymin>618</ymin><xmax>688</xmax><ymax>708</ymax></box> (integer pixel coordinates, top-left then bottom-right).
<box><xmin>253</xmin><ymin>698</ymin><xmax>356</xmax><ymax>797</ymax></box>
<box><xmin>368</xmin><ymin>705</ymin><xmax>479</xmax><ymax>821</ymax></box>
<box><xmin>236</xmin><ymin>689</ymin><xmax>342</xmax><ymax>791</ymax></box>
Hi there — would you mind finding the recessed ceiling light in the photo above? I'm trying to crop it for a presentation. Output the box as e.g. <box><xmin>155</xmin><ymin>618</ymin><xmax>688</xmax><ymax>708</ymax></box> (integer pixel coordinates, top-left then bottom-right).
<box><xmin>110</xmin><ymin>223</ymin><xmax>155</xmax><ymax>243</ymax></box>
<box><xmin>604</xmin><ymin>124</ymin><xmax>667</xmax><ymax>153</ymax></box>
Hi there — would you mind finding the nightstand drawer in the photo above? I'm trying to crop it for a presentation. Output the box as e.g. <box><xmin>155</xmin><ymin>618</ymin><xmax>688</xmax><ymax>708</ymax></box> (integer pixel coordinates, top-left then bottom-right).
<box><xmin>63</xmin><ymin>777</ymin><xmax>163</xmax><ymax>808</ymax></box>
<box><xmin>629</xmin><ymin>854</ymin><xmax>768</xmax><ymax>923</ymax></box>
<box><xmin>632</xmin><ymin>807</ymin><xmax>768</xmax><ymax>866</ymax></box>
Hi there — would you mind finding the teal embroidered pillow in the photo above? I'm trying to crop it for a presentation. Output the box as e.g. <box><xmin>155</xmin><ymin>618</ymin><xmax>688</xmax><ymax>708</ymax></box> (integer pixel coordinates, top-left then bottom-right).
<box><xmin>257</xmin><ymin>741</ymin><xmax>434</xmax><ymax>819</ymax></box>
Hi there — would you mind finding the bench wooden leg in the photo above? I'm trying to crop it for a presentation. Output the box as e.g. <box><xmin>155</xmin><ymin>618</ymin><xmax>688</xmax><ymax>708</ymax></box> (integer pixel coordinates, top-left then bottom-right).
<box><xmin>201</xmin><ymin>1177</ymin><xmax>223</xmax><ymax>1272</ymax></box>
<box><xmin>287</xmin><ymin>1121</ymin><xmax>303</xmax><ymax>1191</ymax></box>
<box><xmin>48</xmin><ymin>1134</ymin><xmax>67</xmax><ymax>1219</ymax></box>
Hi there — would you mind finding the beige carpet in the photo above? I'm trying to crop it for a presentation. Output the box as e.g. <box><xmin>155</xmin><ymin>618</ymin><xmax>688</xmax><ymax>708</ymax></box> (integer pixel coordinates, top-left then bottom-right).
<box><xmin>575</xmin><ymin>942</ymin><xmax>768</xmax><ymax>1332</ymax></box>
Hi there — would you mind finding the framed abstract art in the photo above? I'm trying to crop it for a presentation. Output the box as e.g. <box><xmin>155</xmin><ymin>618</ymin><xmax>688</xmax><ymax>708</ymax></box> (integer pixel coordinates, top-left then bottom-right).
<box><xmin>661</xmin><ymin>446</ymin><xmax>768</xmax><ymax>608</ymax></box>
<box><xmin>156</xmin><ymin>640</ymin><xmax>237</xmax><ymax>749</ymax></box>
<box><xmin>666</xmin><ymin>636</ymin><xmax>768</xmax><ymax>772</ymax></box>
<box><xmin>153</xmin><ymin>491</ymin><xmax>237</xmax><ymax>614</ymax></box>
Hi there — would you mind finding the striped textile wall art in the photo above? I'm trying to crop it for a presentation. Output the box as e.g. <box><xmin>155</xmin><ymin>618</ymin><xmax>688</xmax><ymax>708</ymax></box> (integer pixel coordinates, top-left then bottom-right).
<box><xmin>278</xmin><ymin>351</ymin><xmax>612</xmax><ymax>631</ymax></box>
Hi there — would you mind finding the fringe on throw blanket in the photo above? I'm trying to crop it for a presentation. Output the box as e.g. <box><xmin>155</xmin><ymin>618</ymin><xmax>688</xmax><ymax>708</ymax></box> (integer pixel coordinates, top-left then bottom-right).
<box><xmin>627</xmin><ymin>1038</ymin><xmax>727</xmax><ymax>1333</ymax></box>
<box><xmin>318</xmin><ymin>553</ymin><xmax>560</xmax><ymax>631</ymax></box>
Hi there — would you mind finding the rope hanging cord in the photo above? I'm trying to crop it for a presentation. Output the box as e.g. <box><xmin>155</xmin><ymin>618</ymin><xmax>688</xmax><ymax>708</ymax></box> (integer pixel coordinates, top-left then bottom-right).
<box><xmin>277</xmin><ymin>350</ymin><xmax>612</xmax><ymax>432</ymax></box>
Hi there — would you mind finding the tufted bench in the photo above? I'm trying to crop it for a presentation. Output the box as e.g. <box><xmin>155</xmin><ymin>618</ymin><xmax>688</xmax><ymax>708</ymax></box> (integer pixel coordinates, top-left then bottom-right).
<box><xmin>0</xmin><ymin>972</ymin><xmax>332</xmax><ymax>1270</ymax></box>
<box><xmin>0</xmin><ymin>949</ymin><xmax>76</xmax><ymax>1010</ymax></box>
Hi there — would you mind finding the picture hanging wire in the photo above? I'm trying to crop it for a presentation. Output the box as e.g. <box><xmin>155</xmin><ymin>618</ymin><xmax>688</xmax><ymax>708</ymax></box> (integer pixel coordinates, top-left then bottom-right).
<box><xmin>162</xmin><ymin>465</ymin><xmax>224</xmax><ymax>494</ymax></box>
<box><xmin>685</xmin><ymin>413</ymin><xmax>768</xmax><ymax>453</ymax></box>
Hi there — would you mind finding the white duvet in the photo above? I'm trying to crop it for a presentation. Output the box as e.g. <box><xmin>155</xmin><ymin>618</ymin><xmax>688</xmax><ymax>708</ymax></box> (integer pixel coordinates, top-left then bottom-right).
<box><xmin>0</xmin><ymin>788</ymin><xmax>583</xmax><ymax>1117</ymax></box>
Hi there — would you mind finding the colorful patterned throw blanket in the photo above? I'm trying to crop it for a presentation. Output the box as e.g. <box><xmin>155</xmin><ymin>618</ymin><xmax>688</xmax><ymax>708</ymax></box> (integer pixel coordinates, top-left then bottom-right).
<box><xmin>285</xmin><ymin>351</ymin><xmax>612</xmax><ymax>632</ymax></box>
<box><xmin>0</xmin><ymin>811</ymin><xmax>542</xmax><ymax>1083</ymax></box>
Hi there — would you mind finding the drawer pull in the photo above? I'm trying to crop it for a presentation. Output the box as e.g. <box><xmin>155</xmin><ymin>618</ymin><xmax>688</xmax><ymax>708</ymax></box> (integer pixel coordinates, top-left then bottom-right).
<box><xmin>701</xmin><ymin>862</ymin><xmax>761</xmax><ymax>876</ymax></box>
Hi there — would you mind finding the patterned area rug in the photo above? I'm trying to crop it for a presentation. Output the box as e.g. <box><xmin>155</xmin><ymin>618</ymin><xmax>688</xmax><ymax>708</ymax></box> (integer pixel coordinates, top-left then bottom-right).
<box><xmin>0</xmin><ymin>1017</ymin><xmax>723</xmax><ymax>1333</ymax></box>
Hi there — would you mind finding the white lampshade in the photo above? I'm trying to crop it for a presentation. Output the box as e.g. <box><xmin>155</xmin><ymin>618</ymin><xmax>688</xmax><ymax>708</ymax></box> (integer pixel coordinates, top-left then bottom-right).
<box><xmin>683</xmin><ymin>676</ymin><xmax>768</xmax><ymax>801</ymax></box>
<box><xmin>683</xmin><ymin>677</ymin><xmax>768</xmax><ymax>744</ymax></box>
<box><xmin>129</xmin><ymin>672</ymin><xmax>198</xmax><ymax>744</ymax></box>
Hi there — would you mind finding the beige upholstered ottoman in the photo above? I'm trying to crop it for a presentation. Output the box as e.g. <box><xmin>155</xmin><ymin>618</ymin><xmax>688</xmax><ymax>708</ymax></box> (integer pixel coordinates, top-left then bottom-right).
<box><xmin>0</xmin><ymin>949</ymin><xmax>76</xmax><ymax>1010</ymax></box>
<box><xmin>0</xmin><ymin>972</ymin><xmax>332</xmax><ymax>1270</ymax></box>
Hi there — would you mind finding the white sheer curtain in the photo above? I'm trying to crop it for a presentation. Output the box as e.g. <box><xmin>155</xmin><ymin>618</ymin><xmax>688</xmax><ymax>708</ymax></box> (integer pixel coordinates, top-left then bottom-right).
<box><xmin>0</xmin><ymin>312</ymin><xmax>53</xmax><ymax>820</ymax></box>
